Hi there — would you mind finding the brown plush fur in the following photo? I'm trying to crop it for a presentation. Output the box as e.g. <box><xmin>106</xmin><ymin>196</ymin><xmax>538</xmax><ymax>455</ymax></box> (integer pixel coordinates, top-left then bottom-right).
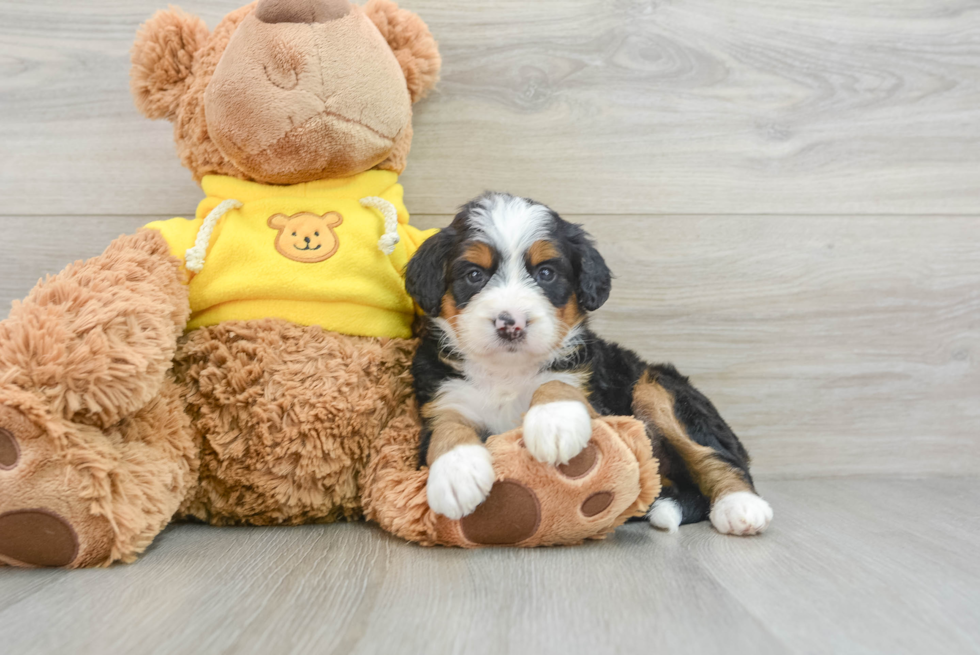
<box><xmin>363</xmin><ymin>0</ymin><xmax>441</xmax><ymax>103</ymax></box>
<box><xmin>0</xmin><ymin>231</ymin><xmax>197</xmax><ymax>567</ymax></box>
<box><xmin>0</xmin><ymin>0</ymin><xmax>657</xmax><ymax>567</ymax></box>
<box><xmin>173</xmin><ymin>320</ymin><xmax>419</xmax><ymax>526</ymax></box>
<box><xmin>203</xmin><ymin>5</ymin><xmax>413</xmax><ymax>182</ymax></box>
<box><xmin>0</xmin><ymin>230</ymin><xmax>188</xmax><ymax>429</ymax></box>
<box><xmin>131</xmin><ymin>8</ymin><xmax>210</xmax><ymax>121</ymax></box>
<box><xmin>132</xmin><ymin>0</ymin><xmax>440</xmax><ymax>184</ymax></box>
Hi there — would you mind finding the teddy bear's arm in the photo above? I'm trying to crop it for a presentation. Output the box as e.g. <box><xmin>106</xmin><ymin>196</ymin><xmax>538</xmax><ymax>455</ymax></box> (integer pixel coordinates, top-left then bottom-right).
<box><xmin>0</xmin><ymin>229</ymin><xmax>189</xmax><ymax>429</ymax></box>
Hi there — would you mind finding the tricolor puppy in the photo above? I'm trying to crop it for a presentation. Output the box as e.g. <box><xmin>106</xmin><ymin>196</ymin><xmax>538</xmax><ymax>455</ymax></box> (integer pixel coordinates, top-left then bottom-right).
<box><xmin>405</xmin><ymin>192</ymin><xmax>773</xmax><ymax>536</ymax></box>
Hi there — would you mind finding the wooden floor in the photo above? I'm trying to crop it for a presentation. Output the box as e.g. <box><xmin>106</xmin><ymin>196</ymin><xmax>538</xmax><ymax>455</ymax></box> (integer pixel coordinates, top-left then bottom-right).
<box><xmin>0</xmin><ymin>478</ymin><xmax>977</xmax><ymax>655</ymax></box>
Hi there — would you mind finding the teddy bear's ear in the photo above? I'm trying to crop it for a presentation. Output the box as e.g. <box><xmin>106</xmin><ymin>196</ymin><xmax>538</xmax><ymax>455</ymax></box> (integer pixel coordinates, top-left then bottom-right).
<box><xmin>363</xmin><ymin>0</ymin><xmax>441</xmax><ymax>103</ymax></box>
<box><xmin>130</xmin><ymin>7</ymin><xmax>210</xmax><ymax>120</ymax></box>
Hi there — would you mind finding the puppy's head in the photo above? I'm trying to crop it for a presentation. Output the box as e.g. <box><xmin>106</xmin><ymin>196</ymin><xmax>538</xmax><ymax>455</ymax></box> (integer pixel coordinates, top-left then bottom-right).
<box><xmin>406</xmin><ymin>193</ymin><xmax>611</xmax><ymax>364</ymax></box>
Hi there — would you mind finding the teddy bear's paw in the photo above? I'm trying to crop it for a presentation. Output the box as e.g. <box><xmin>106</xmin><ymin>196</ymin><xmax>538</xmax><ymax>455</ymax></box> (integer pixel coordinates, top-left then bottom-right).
<box><xmin>431</xmin><ymin>416</ymin><xmax>658</xmax><ymax>548</ymax></box>
<box><xmin>426</xmin><ymin>445</ymin><xmax>495</xmax><ymax>520</ymax></box>
<box><xmin>522</xmin><ymin>400</ymin><xmax>592</xmax><ymax>466</ymax></box>
<box><xmin>0</xmin><ymin>404</ymin><xmax>114</xmax><ymax>567</ymax></box>
<box><xmin>709</xmin><ymin>491</ymin><xmax>773</xmax><ymax>536</ymax></box>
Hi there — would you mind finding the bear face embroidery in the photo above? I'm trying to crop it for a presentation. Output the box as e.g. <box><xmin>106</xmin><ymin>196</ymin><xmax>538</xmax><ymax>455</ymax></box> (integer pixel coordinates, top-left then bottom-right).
<box><xmin>267</xmin><ymin>212</ymin><xmax>343</xmax><ymax>263</ymax></box>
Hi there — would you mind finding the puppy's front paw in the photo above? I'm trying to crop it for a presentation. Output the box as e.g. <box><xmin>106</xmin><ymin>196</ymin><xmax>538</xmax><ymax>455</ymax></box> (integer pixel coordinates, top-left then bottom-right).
<box><xmin>522</xmin><ymin>401</ymin><xmax>592</xmax><ymax>466</ymax></box>
<box><xmin>710</xmin><ymin>491</ymin><xmax>773</xmax><ymax>536</ymax></box>
<box><xmin>426</xmin><ymin>445</ymin><xmax>495</xmax><ymax>520</ymax></box>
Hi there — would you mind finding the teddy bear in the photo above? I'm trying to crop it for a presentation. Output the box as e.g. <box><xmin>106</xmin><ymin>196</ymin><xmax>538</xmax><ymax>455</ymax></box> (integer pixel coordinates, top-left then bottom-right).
<box><xmin>0</xmin><ymin>0</ymin><xmax>660</xmax><ymax>568</ymax></box>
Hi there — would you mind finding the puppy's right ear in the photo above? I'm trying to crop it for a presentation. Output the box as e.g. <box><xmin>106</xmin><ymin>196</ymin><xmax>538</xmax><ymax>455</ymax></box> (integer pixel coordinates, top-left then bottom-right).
<box><xmin>131</xmin><ymin>8</ymin><xmax>210</xmax><ymax>120</ymax></box>
<box><xmin>406</xmin><ymin>228</ymin><xmax>456</xmax><ymax>316</ymax></box>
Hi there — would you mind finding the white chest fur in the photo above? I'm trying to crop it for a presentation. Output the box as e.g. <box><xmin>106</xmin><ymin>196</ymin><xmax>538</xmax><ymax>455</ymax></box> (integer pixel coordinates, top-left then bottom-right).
<box><xmin>431</xmin><ymin>363</ymin><xmax>584</xmax><ymax>436</ymax></box>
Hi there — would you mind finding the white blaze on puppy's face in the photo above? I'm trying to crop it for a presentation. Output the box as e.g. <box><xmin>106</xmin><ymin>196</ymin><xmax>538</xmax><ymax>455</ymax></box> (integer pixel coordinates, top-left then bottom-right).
<box><xmin>448</xmin><ymin>194</ymin><xmax>563</xmax><ymax>364</ymax></box>
<box><xmin>404</xmin><ymin>191</ymin><xmax>608</xmax><ymax>437</ymax></box>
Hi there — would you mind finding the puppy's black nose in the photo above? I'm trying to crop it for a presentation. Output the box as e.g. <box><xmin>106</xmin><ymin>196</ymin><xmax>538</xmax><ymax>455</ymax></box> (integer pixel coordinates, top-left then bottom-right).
<box><xmin>495</xmin><ymin>312</ymin><xmax>525</xmax><ymax>341</ymax></box>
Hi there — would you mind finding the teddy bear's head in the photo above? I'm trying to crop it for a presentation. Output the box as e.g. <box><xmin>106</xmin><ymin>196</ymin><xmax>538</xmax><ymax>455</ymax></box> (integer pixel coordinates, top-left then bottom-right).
<box><xmin>131</xmin><ymin>0</ymin><xmax>440</xmax><ymax>185</ymax></box>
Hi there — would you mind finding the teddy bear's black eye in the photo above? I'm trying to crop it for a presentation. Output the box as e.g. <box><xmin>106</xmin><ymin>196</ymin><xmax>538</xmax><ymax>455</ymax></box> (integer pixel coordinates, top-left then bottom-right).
<box><xmin>315</xmin><ymin>232</ymin><xmax>319</xmax><ymax>237</ymax></box>
<box><xmin>292</xmin><ymin>232</ymin><xmax>297</xmax><ymax>237</ymax></box>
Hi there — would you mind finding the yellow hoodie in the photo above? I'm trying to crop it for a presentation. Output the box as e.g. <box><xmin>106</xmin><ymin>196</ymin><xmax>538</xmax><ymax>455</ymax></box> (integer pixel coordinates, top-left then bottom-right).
<box><xmin>144</xmin><ymin>171</ymin><xmax>436</xmax><ymax>339</ymax></box>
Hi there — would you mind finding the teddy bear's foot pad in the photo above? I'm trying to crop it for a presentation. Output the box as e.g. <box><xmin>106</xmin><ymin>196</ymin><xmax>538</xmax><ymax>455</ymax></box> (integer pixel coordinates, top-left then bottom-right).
<box><xmin>0</xmin><ymin>405</ymin><xmax>39</xmax><ymax>470</ymax></box>
<box><xmin>0</xmin><ymin>509</ymin><xmax>79</xmax><ymax>567</ymax></box>
<box><xmin>457</xmin><ymin>448</ymin><xmax>616</xmax><ymax>545</ymax></box>
<box><xmin>459</xmin><ymin>480</ymin><xmax>541</xmax><ymax>545</ymax></box>
<box><xmin>0</xmin><ymin>404</ymin><xmax>115</xmax><ymax>567</ymax></box>
<box><xmin>0</xmin><ymin>428</ymin><xmax>20</xmax><ymax>470</ymax></box>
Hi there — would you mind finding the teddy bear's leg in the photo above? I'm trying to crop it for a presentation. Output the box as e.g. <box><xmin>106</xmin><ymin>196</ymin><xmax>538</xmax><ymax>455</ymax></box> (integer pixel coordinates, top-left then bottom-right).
<box><xmin>360</xmin><ymin>399</ymin><xmax>438</xmax><ymax>544</ymax></box>
<box><xmin>362</xmin><ymin>403</ymin><xmax>661</xmax><ymax>547</ymax></box>
<box><xmin>0</xmin><ymin>230</ymin><xmax>197</xmax><ymax>567</ymax></box>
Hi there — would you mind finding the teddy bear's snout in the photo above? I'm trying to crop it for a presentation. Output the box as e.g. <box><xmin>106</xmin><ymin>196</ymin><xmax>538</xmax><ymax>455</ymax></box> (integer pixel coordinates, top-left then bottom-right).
<box><xmin>256</xmin><ymin>0</ymin><xmax>350</xmax><ymax>24</ymax></box>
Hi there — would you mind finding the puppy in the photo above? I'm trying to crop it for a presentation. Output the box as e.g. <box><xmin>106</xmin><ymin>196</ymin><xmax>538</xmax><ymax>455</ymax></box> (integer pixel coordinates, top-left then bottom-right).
<box><xmin>405</xmin><ymin>192</ymin><xmax>773</xmax><ymax>536</ymax></box>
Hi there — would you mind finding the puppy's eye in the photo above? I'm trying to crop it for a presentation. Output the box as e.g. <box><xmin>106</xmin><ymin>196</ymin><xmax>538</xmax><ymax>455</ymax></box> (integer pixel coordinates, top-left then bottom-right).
<box><xmin>536</xmin><ymin>266</ymin><xmax>556</xmax><ymax>283</ymax></box>
<box><xmin>466</xmin><ymin>269</ymin><xmax>486</xmax><ymax>285</ymax></box>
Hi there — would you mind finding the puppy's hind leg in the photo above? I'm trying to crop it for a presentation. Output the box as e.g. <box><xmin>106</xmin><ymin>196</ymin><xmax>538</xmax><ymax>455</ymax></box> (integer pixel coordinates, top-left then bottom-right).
<box><xmin>632</xmin><ymin>366</ymin><xmax>772</xmax><ymax>536</ymax></box>
<box><xmin>645</xmin><ymin>483</ymin><xmax>710</xmax><ymax>533</ymax></box>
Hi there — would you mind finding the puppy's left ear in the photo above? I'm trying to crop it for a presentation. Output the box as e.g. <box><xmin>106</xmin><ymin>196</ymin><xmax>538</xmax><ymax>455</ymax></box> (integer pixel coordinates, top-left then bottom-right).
<box><xmin>569</xmin><ymin>225</ymin><xmax>612</xmax><ymax>312</ymax></box>
<box><xmin>364</xmin><ymin>0</ymin><xmax>441</xmax><ymax>103</ymax></box>
<box><xmin>406</xmin><ymin>228</ymin><xmax>456</xmax><ymax>316</ymax></box>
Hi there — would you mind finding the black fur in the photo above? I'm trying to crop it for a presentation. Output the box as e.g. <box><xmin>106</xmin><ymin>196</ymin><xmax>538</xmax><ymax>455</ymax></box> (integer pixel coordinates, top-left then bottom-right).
<box><xmin>411</xmin><ymin>323</ymin><xmax>462</xmax><ymax>464</ymax></box>
<box><xmin>554</xmin><ymin>328</ymin><xmax>752</xmax><ymax>525</ymax></box>
<box><xmin>412</xmin><ymin>319</ymin><xmax>754</xmax><ymax>526</ymax></box>
<box><xmin>553</xmin><ymin>218</ymin><xmax>612</xmax><ymax>311</ymax></box>
<box><xmin>524</xmin><ymin>254</ymin><xmax>574</xmax><ymax>309</ymax></box>
<box><xmin>405</xmin><ymin>192</ymin><xmax>756</xmax><ymax>528</ymax></box>
<box><xmin>405</xmin><ymin>227</ymin><xmax>458</xmax><ymax>316</ymax></box>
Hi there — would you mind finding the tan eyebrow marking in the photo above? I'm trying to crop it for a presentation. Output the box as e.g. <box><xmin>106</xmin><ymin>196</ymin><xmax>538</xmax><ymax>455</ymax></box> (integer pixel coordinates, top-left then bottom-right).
<box><xmin>460</xmin><ymin>242</ymin><xmax>494</xmax><ymax>269</ymax></box>
<box><xmin>528</xmin><ymin>240</ymin><xmax>560</xmax><ymax>267</ymax></box>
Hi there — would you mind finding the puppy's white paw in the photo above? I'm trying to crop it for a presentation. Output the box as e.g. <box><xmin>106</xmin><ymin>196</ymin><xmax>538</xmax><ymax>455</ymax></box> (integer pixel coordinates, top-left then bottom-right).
<box><xmin>710</xmin><ymin>491</ymin><xmax>773</xmax><ymax>536</ymax></box>
<box><xmin>647</xmin><ymin>498</ymin><xmax>682</xmax><ymax>533</ymax></box>
<box><xmin>426</xmin><ymin>445</ymin><xmax>495</xmax><ymax>520</ymax></box>
<box><xmin>522</xmin><ymin>400</ymin><xmax>593</xmax><ymax>465</ymax></box>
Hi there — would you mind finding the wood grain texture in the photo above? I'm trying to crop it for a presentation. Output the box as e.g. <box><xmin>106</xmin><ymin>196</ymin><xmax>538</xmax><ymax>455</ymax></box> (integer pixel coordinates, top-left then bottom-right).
<box><xmin>0</xmin><ymin>478</ymin><xmax>977</xmax><ymax>655</ymax></box>
<box><xmin>3</xmin><ymin>214</ymin><xmax>976</xmax><ymax>477</ymax></box>
<box><xmin>2</xmin><ymin>0</ymin><xmax>980</xmax><ymax>215</ymax></box>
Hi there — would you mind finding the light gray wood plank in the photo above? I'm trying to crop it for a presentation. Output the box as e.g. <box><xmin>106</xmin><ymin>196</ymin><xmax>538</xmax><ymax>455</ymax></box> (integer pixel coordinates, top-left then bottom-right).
<box><xmin>3</xmin><ymin>0</ymin><xmax>980</xmax><ymax>216</ymax></box>
<box><xmin>694</xmin><ymin>478</ymin><xmax>980</xmax><ymax>655</ymax></box>
<box><xmin>0</xmin><ymin>478</ymin><xmax>977</xmax><ymax>655</ymax></box>
<box><xmin>4</xmin><ymin>214</ymin><xmax>975</xmax><ymax>477</ymax></box>
<box><xmin>0</xmin><ymin>524</ymin><xmax>786</xmax><ymax>655</ymax></box>
<box><xmin>0</xmin><ymin>216</ymin><xmax>151</xmax><ymax>311</ymax></box>
<box><xmin>580</xmin><ymin>214</ymin><xmax>980</xmax><ymax>478</ymax></box>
